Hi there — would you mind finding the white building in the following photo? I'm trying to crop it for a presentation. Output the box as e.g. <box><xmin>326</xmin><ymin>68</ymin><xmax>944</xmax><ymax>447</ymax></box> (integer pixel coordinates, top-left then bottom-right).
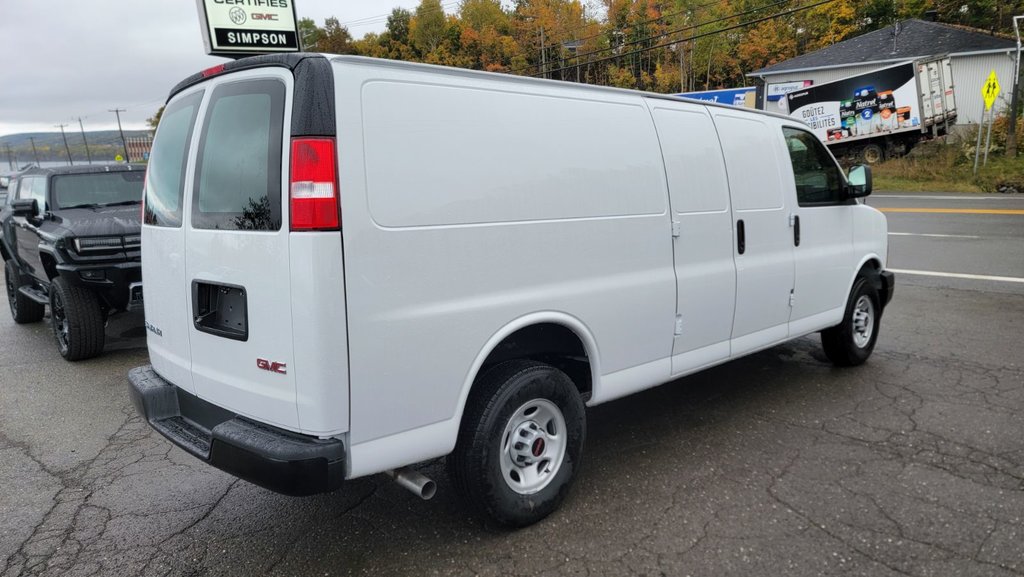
<box><xmin>748</xmin><ymin>18</ymin><xmax>1018</xmax><ymax>125</ymax></box>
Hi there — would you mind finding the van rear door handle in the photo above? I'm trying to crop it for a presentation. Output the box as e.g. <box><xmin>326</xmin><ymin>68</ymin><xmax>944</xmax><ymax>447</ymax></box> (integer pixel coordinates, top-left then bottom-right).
<box><xmin>793</xmin><ymin>215</ymin><xmax>800</xmax><ymax>247</ymax></box>
<box><xmin>737</xmin><ymin>219</ymin><xmax>745</xmax><ymax>255</ymax></box>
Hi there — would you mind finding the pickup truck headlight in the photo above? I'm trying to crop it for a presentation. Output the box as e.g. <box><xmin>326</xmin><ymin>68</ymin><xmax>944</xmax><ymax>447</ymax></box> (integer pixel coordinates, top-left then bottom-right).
<box><xmin>73</xmin><ymin>236</ymin><xmax>123</xmax><ymax>252</ymax></box>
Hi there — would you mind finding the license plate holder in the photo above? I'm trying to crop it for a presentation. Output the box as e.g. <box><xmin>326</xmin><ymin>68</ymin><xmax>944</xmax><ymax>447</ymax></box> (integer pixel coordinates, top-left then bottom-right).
<box><xmin>192</xmin><ymin>281</ymin><xmax>248</xmax><ymax>341</ymax></box>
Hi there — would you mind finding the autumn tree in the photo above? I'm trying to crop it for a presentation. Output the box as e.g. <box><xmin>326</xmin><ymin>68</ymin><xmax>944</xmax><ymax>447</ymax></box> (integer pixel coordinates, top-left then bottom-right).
<box><xmin>320</xmin><ymin>17</ymin><xmax>356</xmax><ymax>54</ymax></box>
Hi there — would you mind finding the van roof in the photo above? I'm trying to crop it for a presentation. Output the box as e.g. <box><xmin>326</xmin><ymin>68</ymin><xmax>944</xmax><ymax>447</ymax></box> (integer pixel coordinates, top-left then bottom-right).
<box><xmin>328</xmin><ymin>54</ymin><xmax>796</xmax><ymax>122</ymax></box>
<box><xmin>169</xmin><ymin>52</ymin><xmax>795</xmax><ymax>124</ymax></box>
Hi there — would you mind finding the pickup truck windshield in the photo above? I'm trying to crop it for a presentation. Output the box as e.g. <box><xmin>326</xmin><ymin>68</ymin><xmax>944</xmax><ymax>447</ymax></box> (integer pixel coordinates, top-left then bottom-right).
<box><xmin>53</xmin><ymin>172</ymin><xmax>145</xmax><ymax>209</ymax></box>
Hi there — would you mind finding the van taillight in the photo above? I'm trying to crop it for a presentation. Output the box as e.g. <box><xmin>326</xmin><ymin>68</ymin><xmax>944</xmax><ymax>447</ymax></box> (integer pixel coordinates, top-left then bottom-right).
<box><xmin>289</xmin><ymin>138</ymin><xmax>339</xmax><ymax>231</ymax></box>
<box><xmin>201</xmin><ymin>64</ymin><xmax>225</xmax><ymax>77</ymax></box>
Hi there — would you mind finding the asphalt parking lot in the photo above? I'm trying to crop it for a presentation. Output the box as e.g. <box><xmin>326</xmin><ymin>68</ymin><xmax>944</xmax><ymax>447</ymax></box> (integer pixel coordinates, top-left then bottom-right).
<box><xmin>1</xmin><ymin>193</ymin><xmax>1022</xmax><ymax>577</ymax></box>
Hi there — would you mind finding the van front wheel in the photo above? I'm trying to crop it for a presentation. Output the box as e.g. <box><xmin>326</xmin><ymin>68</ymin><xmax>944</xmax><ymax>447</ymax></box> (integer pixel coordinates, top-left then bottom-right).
<box><xmin>821</xmin><ymin>275</ymin><xmax>880</xmax><ymax>366</ymax></box>
<box><xmin>448</xmin><ymin>360</ymin><xmax>586</xmax><ymax>527</ymax></box>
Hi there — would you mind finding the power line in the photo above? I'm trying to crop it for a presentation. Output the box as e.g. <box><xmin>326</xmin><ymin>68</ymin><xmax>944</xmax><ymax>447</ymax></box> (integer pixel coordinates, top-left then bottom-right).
<box><xmin>511</xmin><ymin>0</ymin><xmax>797</xmax><ymax>76</ymax></box>
<box><xmin>337</xmin><ymin>1</ymin><xmax>458</xmax><ymax>29</ymax></box>
<box><xmin>545</xmin><ymin>0</ymin><xmax>729</xmax><ymax>48</ymax></box>
<box><xmin>533</xmin><ymin>0</ymin><xmax>840</xmax><ymax>77</ymax></box>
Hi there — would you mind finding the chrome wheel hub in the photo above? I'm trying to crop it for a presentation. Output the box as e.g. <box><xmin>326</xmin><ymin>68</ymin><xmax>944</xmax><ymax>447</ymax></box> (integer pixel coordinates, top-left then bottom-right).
<box><xmin>500</xmin><ymin>399</ymin><xmax>567</xmax><ymax>495</ymax></box>
<box><xmin>852</xmin><ymin>295</ymin><xmax>874</xmax><ymax>348</ymax></box>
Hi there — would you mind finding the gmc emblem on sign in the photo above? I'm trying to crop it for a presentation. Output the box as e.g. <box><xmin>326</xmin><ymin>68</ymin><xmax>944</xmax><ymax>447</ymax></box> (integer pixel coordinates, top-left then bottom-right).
<box><xmin>257</xmin><ymin>358</ymin><xmax>287</xmax><ymax>374</ymax></box>
<box><xmin>252</xmin><ymin>13</ymin><xmax>279</xmax><ymax>21</ymax></box>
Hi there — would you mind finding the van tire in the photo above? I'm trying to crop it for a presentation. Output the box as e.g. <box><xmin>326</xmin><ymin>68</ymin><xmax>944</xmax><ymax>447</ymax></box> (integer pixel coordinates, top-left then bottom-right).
<box><xmin>5</xmin><ymin>260</ymin><xmax>44</xmax><ymax>324</ymax></box>
<box><xmin>821</xmin><ymin>275</ymin><xmax>880</xmax><ymax>366</ymax></box>
<box><xmin>49</xmin><ymin>277</ymin><xmax>105</xmax><ymax>361</ymax></box>
<box><xmin>448</xmin><ymin>360</ymin><xmax>586</xmax><ymax>527</ymax></box>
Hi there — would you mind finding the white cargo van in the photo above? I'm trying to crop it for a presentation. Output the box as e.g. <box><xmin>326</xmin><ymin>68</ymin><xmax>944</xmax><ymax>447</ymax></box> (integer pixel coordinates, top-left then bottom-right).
<box><xmin>130</xmin><ymin>54</ymin><xmax>894</xmax><ymax>527</ymax></box>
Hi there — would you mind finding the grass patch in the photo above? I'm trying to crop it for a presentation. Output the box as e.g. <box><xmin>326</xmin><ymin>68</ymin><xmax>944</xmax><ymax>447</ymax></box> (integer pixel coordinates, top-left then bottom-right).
<box><xmin>871</xmin><ymin>118</ymin><xmax>1024</xmax><ymax>194</ymax></box>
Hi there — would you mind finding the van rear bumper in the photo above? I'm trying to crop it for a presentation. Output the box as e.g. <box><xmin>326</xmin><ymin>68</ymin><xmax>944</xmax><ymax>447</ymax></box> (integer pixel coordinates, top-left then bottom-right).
<box><xmin>128</xmin><ymin>365</ymin><xmax>345</xmax><ymax>496</ymax></box>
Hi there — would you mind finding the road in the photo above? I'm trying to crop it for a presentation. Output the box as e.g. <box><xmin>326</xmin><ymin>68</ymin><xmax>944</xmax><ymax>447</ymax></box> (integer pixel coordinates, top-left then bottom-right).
<box><xmin>1</xmin><ymin>192</ymin><xmax>1022</xmax><ymax>576</ymax></box>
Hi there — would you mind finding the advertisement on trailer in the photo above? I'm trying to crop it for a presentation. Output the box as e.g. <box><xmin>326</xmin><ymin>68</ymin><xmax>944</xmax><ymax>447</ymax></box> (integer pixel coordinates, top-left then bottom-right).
<box><xmin>787</xmin><ymin>63</ymin><xmax>920</xmax><ymax>143</ymax></box>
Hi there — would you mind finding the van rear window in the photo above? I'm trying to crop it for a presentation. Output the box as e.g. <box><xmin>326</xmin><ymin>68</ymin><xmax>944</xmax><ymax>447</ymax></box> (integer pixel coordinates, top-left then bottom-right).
<box><xmin>144</xmin><ymin>91</ymin><xmax>202</xmax><ymax>227</ymax></box>
<box><xmin>192</xmin><ymin>79</ymin><xmax>285</xmax><ymax>231</ymax></box>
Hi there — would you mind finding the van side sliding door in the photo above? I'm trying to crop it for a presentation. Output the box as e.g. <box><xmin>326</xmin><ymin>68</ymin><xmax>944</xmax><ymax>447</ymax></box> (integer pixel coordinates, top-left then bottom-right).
<box><xmin>648</xmin><ymin>101</ymin><xmax>736</xmax><ymax>375</ymax></box>
<box><xmin>710</xmin><ymin>111</ymin><xmax>796</xmax><ymax>356</ymax></box>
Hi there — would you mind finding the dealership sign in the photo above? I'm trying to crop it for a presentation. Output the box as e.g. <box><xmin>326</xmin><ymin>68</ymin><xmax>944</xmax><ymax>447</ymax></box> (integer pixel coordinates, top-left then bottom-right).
<box><xmin>195</xmin><ymin>0</ymin><xmax>300</xmax><ymax>57</ymax></box>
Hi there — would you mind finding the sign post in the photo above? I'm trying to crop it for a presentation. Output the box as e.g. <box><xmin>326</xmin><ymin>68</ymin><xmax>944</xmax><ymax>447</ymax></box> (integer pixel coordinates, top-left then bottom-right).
<box><xmin>975</xmin><ymin>70</ymin><xmax>1001</xmax><ymax>173</ymax></box>
<box><xmin>982</xmin><ymin>70</ymin><xmax>1000</xmax><ymax>167</ymax></box>
<box><xmin>195</xmin><ymin>0</ymin><xmax>300</xmax><ymax>58</ymax></box>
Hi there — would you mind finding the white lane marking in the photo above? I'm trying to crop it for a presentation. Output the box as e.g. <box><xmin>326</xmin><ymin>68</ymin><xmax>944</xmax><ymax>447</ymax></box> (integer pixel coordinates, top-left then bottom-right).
<box><xmin>873</xmin><ymin>195</ymin><xmax>1024</xmax><ymax>200</ymax></box>
<box><xmin>889</xmin><ymin>268</ymin><xmax>1024</xmax><ymax>284</ymax></box>
<box><xmin>888</xmin><ymin>232</ymin><xmax>981</xmax><ymax>239</ymax></box>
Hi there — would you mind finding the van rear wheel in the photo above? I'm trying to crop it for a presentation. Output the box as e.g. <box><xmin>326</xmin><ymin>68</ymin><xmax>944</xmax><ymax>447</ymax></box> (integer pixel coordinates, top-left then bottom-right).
<box><xmin>5</xmin><ymin>260</ymin><xmax>44</xmax><ymax>324</ymax></box>
<box><xmin>50</xmin><ymin>277</ymin><xmax>105</xmax><ymax>361</ymax></box>
<box><xmin>821</xmin><ymin>275</ymin><xmax>880</xmax><ymax>366</ymax></box>
<box><xmin>448</xmin><ymin>360</ymin><xmax>585</xmax><ymax>527</ymax></box>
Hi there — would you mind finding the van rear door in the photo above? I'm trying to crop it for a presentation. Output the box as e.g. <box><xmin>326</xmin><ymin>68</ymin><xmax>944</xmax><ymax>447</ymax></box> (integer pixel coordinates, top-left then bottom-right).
<box><xmin>183</xmin><ymin>69</ymin><xmax>301</xmax><ymax>430</ymax></box>
<box><xmin>142</xmin><ymin>88</ymin><xmax>204</xmax><ymax>393</ymax></box>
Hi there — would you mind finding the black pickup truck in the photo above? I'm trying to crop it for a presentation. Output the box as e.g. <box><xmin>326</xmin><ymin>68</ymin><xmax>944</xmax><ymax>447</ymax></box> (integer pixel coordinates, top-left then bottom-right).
<box><xmin>1</xmin><ymin>164</ymin><xmax>145</xmax><ymax>360</ymax></box>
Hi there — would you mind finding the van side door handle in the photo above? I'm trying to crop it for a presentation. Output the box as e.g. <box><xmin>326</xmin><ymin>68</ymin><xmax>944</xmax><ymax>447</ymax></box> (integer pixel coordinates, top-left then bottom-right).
<box><xmin>793</xmin><ymin>215</ymin><xmax>800</xmax><ymax>247</ymax></box>
<box><xmin>737</xmin><ymin>219</ymin><xmax>745</xmax><ymax>255</ymax></box>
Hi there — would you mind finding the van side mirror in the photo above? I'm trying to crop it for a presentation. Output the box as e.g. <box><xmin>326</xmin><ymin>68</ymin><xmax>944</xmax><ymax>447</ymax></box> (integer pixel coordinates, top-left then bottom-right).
<box><xmin>847</xmin><ymin>165</ymin><xmax>872</xmax><ymax>198</ymax></box>
<box><xmin>11</xmin><ymin>198</ymin><xmax>38</xmax><ymax>218</ymax></box>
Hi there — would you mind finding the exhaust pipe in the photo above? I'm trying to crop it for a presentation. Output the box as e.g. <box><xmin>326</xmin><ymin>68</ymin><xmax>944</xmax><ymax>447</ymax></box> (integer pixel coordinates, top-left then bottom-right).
<box><xmin>385</xmin><ymin>468</ymin><xmax>436</xmax><ymax>500</ymax></box>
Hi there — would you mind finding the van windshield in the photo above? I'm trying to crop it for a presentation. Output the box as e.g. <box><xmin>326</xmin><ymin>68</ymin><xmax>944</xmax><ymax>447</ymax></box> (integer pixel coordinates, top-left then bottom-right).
<box><xmin>54</xmin><ymin>172</ymin><xmax>145</xmax><ymax>209</ymax></box>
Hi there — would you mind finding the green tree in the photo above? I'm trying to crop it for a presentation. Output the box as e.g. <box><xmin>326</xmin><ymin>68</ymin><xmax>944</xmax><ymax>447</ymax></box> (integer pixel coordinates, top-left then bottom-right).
<box><xmin>411</xmin><ymin>0</ymin><xmax>448</xmax><ymax>55</ymax></box>
<box><xmin>387</xmin><ymin>7</ymin><xmax>413</xmax><ymax>45</ymax></box>
<box><xmin>147</xmin><ymin>106</ymin><xmax>165</xmax><ymax>130</ymax></box>
<box><xmin>298</xmin><ymin>17</ymin><xmax>323</xmax><ymax>50</ymax></box>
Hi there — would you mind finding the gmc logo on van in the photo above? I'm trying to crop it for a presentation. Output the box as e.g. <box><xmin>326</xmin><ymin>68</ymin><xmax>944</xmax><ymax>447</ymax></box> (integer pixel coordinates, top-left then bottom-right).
<box><xmin>257</xmin><ymin>358</ymin><xmax>287</xmax><ymax>374</ymax></box>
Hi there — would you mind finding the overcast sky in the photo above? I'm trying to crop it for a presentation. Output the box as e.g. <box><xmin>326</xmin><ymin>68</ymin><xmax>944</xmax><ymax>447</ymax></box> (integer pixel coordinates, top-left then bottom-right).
<box><xmin>0</xmin><ymin>0</ymin><xmax>440</xmax><ymax>138</ymax></box>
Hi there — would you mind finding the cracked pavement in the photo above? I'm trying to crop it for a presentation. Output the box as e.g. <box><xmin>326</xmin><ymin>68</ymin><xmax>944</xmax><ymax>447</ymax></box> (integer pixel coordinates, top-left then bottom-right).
<box><xmin>2</xmin><ymin>196</ymin><xmax>1023</xmax><ymax>576</ymax></box>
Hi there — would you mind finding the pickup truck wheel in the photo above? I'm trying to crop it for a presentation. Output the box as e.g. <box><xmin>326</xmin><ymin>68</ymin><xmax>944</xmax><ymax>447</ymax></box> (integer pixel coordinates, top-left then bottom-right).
<box><xmin>821</xmin><ymin>275</ymin><xmax>880</xmax><ymax>366</ymax></box>
<box><xmin>448</xmin><ymin>360</ymin><xmax>585</xmax><ymax>527</ymax></box>
<box><xmin>49</xmin><ymin>277</ymin><xmax>105</xmax><ymax>361</ymax></box>
<box><xmin>5</xmin><ymin>260</ymin><xmax>44</xmax><ymax>324</ymax></box>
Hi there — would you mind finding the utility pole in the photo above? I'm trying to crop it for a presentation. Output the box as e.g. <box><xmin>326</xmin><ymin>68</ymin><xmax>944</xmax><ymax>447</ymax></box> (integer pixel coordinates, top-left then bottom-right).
<box><xmin>55</xmin><ymin>123</ymin><xmax>73</xmax><ymax>166</ymax></box>
<box><xmin>78</xmin><ymin>117</ymin><xmax>93</xmax><ymax>164</ymax></box>
<box><xmin>29</xmin><ymin>137</ymin><xmax>39</xmax><ymax>164</ymax></box>
<box><xmin>679</xmin><ymin>41</ymin><xmax>686</xmax><ymax>92</ymax></box>
<box><xmin>4</xmin><ymin>144</ymin><xmax>13</xmax><ymax>170</ymax></box>
<box><xmin>539</xmin><ymin>26</ymin><xmax>546</xmax><ymax>79</ymax></box>
<box><xmin>1007</xmin><ymin>15</ymin><xmax>1022</xmax><ymax>158</ymax></box>
<box><xmin>109</xmin><ymin>108</ymin><xmax>130</xmax><ymax>162</ymax></box>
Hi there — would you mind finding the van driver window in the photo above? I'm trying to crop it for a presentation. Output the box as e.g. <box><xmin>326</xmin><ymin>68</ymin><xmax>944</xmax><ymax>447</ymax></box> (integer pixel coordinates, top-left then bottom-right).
<box><xmin>782</xmin><ymin>127</ymin><xmax>844</xmax><ymax>206</ymax></box>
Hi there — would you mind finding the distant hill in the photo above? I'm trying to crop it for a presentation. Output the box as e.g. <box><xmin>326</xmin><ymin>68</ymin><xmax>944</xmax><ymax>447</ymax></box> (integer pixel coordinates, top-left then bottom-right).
<box><xmin>0</xmin><ymin>130</ymin><xmax>152</xmax><ymax>165</ymax></box>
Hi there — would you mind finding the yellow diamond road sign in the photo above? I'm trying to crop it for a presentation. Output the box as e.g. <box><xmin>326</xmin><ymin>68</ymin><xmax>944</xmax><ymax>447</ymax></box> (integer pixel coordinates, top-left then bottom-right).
<box><xmin>982</xmin><ymin>70</ymin><xmax>1000</xmax><ymax>110</ymax></box>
